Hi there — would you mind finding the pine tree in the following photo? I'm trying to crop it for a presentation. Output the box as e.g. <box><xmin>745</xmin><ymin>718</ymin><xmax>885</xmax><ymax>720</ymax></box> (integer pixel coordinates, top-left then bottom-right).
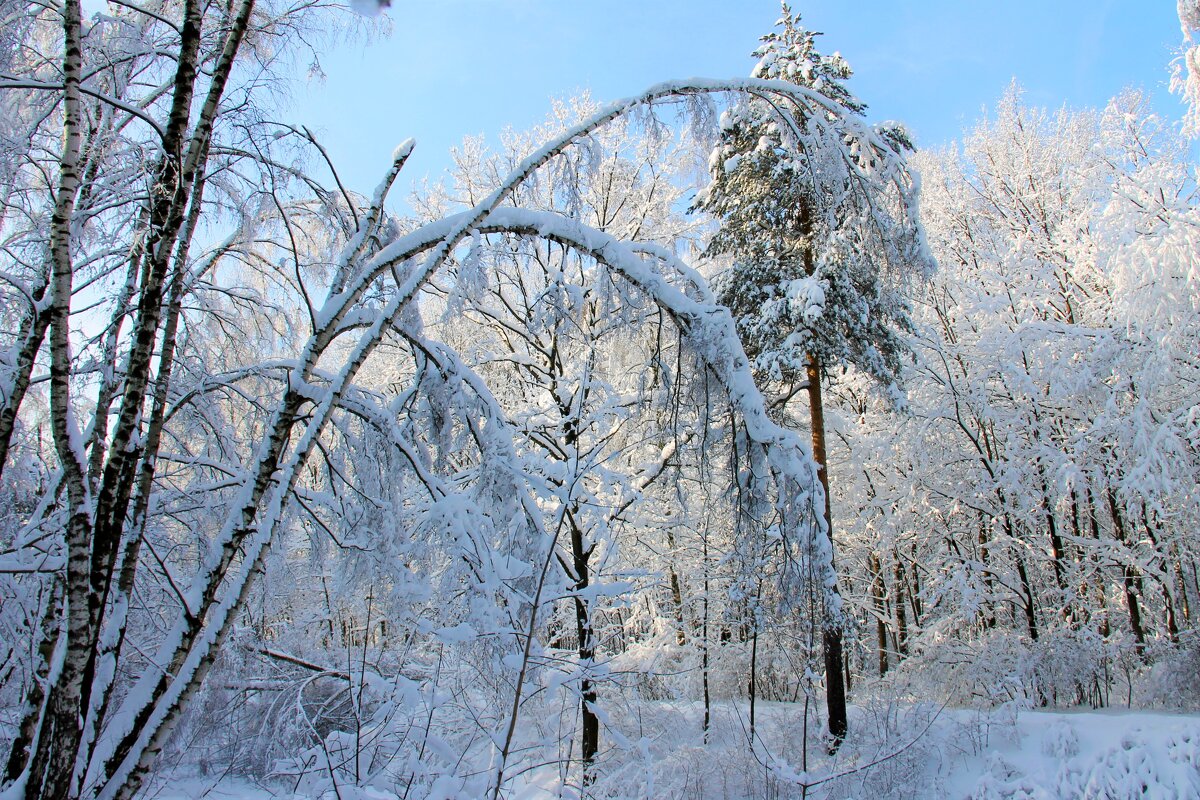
<box><xmin>695</xmin><ymin>4</ymin><xmax>933</xmax><ymax>746</ymax></box>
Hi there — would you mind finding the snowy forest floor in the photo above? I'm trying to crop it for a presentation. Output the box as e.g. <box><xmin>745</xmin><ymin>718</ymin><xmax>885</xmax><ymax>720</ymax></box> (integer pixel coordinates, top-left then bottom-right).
<box><xmin>142</xmin><ymin>702</ymin><xmax>1200</xmax><ymax>799</ymax></box>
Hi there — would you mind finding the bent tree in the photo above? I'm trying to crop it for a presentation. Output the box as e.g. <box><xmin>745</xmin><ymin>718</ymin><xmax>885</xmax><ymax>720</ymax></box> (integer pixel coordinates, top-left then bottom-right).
<box><xmin>0</xmin><ymin>3</ymin><xmax>926</xmax><ymax>796</ymax></box>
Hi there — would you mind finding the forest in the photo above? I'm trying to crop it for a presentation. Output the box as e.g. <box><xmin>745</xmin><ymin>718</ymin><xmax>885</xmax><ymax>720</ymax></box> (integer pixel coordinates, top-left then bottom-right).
<box><xmin>0</xmin><ymin>1</ymin><xmax>1198</xmax><ymax>798</ymax></box>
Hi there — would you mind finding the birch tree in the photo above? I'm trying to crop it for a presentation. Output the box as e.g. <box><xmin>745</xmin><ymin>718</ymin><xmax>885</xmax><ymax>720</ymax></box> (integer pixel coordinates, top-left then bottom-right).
<box><xmin>1</xmin><ymin>6</ymin><xmax>866</xmax><ymax>787</ymax></box>
<box><xmin>0</xmin><ymin>1</ymin><xmax>373</xmax><ymax>796</ymax></box>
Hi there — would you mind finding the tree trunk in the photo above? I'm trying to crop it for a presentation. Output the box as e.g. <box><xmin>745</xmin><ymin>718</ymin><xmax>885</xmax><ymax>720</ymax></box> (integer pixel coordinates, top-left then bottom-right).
<box><xmin>24</xmin><ymin>2</ymin><xmax>90</xmax><ymax>796</ymax></box>
<box><xmin>1138</xmin><ymin>506</ymin><xmax>1180</xmax><ymax>643</ymax></box>
<box><xmin>1085</xmin><ymin>486</ymin><xmax>1112</xmax><ymax>638</ymax></box>
<box><xmin>748</xmin><ymin>621</ymin><xmax>758</xmax><ymax>743</ymax></box>
<box><xmin>701</xmin><ymin>524</ymin><xmax>711</xmax><ymax>743</ymax></box>
<box><xmin>893</xmin><ymin>560</ymin><xmax>909</xmax><ymax>657</ymax></box>
<box><xmin>976</xmin><ymin>514</ymin><xmax>996</xmax><ymax>628</ymax></box>
<box><xmin>568</xmin><ymin>511</ymin><xmax>598</xmax><ymax>785</ymax></box>
<box><xmin>666</xmin><ymin>528</ymin><xmax>686</xmax><ymax>645</ymax></box>
<box><xmin>906</xmin><ymin>551</ymin><xmax>923</xmax><ymax>626</ymax></box>
<box><xmin>1173</xmin><ymin>555</ymin><xmax>1192</xmax><ymax>625</ymax></box>
<box><xmin>1106</xmin><ymin>491</ymin><xmax>1146</xmax><ymax>654</ymax></box>
<box><xmin>0</xmin><ymin>292</ymin><xmax>50</xmax><ymax>478</ymax></box>
<box><xmin>869</xmin><ymin>552</ymin><xmax>889</xmax><ymax>676</ymax></box>
<box><xmin>805</xmin><ymin>355</ymin><xmax>847</xmax><ymax>748</ymax></box>
<box><xmin>1039</xmin><ymin>473</ymin><xmax>1069</xmax><ymax>603</ymax></box>
<box><xmin>3</xmin><ymin>582</ymin><xmax>60</xmax><ymax>785</ymax></box>
<box><xmin>1015</xmin><ymin>552</ymin><xmax>1040</xmax><ymax>642</ymax></box>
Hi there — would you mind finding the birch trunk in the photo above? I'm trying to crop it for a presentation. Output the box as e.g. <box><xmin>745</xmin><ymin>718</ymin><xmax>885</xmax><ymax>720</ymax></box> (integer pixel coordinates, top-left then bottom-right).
<box><xmin>23</xmin><ymin>0</ymin><xmax>88</xmax><ymax>796</ymax></box>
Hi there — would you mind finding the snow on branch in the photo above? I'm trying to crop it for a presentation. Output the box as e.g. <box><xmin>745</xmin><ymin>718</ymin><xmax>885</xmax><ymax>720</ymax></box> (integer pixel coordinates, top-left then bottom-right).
<box><xmin>88</xmin><ymin>77</ymin><xmax>856</xmax><ymax>797</ymax></box>
<box><xmin>1177</xmin><ymin>0</ymin><xmax>1200</xmax><ymax>135</ymax></box>
<box><xmin>466</xmin><ymin>206</ymin><xmax>838</xmax><ymax>608</ymax></box>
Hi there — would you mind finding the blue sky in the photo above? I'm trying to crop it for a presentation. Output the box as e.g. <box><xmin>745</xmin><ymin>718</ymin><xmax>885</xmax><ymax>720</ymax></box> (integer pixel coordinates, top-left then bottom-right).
<box><xmin>293</xmin><ymin>1</ymin><xmax>1184</xmax><ymax>197</ymax></box>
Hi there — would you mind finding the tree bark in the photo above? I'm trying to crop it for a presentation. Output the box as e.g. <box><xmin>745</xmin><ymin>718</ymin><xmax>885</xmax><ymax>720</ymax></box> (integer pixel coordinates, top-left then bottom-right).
<box><xmin>0</xmin><ymin>290</ymin><xmax>50</xmax><ymax>479</ymax></box>
<box><xmin>1138</xmin><ymin>506</ymin><xmax>1180</xmax><ymax>643</ymax></box>
<box><xmin>1015</xmin><ymin>553</ymin><xmax>1040</xmax><ymax>642</ymax></box>
<box><xmin>568</xmin><ymin>510</ymin><xmax>599</xmax><ymax>784</ymax></box>
<box><xmin>2</xmin><ymin>582</ymin><xmax>60</xmax><ymax>785</ymax></box>
<box><xmin>869</xmin><ymin>552</ymin><xmax>889</xmax><ymax>676</ymax></box>
<box><xmin>666</xmin><ymin>528</ymin><xmax>686</xmax><ymax>645</ymax></box>
<box><xmin>893</xmin><ymin>560</ymin><xmax>909</xmax><ymax>657</ymax></box>
<box><xmin>1106</xmin><ymin>491</ymin><xmax>1146</xmax><ymax>654</ymax></box>
<box><xmin>805</xmin><ymin>355</ymin><xmax>848</xmax><ymax>748</ymax></box>
<box><xmin>24</xmin><ymin>1</ymin><xmax>89</xmax><ymax>796</ymax></box>
<box><xmin>701</xmin><ymin>526</ymin><xmax>711</xmax><ymax>743</ymax></box>
<box><xmin>748</xmin><ymin>617</ymin><xmax>758</xmax><ymax>742</ymax></box>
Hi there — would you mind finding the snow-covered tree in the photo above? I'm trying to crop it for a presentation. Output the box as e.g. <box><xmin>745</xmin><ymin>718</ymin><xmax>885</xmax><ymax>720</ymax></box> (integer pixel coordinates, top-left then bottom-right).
<box><xmin>0</xmin><ymin>3</ymin><xmax>858</xmax><ymax>788</ymax></box>
<box><xmin>0</xmin><ymin>2</ymin><xmax>380</xmax><ymax>796</ymax></box>
<box><xmin>694</xmin><ymin>5</ymin><xmax>933</xmax><ymax>744</ymax></box>
<box><xmin>838</xmin><ymin>86</ymin><xmax>1200</xmax><ymax>707</ymax></box>
<box><xmin>7</xmin><ymin>1</ymin><xmax>1196</xmax><ymax>795</ymax></box>
<box><xmin>1175</xmin><ymin>0</ymin><xmax>1200</xmax><ymax>134</ymax></box>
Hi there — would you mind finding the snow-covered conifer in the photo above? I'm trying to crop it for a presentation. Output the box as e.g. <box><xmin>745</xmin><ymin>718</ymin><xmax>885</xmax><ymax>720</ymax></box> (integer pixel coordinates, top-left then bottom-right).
<box><xmin>694</xmin><ymin>5</ymin><xmax>934</xmax><ymax>745</ymax></box>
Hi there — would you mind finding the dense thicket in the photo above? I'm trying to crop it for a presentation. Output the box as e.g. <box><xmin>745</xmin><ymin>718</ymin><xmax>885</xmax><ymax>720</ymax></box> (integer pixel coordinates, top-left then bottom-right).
<box><xmin>830</xmin><ymin>87</ymin><xmax>1200</xmax><ymax>707</ymax></box>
